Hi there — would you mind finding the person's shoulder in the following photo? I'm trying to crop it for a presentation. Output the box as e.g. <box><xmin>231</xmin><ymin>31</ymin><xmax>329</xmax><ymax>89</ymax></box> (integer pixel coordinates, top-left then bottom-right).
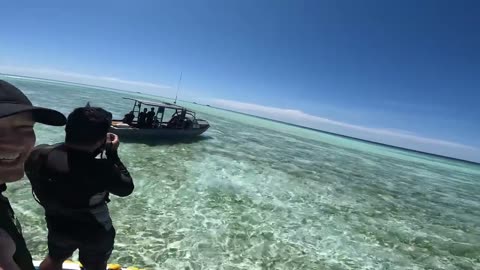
<box><xmin>31</xmin><ymin>143</ymin><xmax>60</xmax><ymax>155</ymax></box>
<box><xmin>28</xmin><ymin>145</ymin><xmax>46</xmax><ymax>160</ymax></box>
<box><xmin>28</xmin><ymin>143</ymin><xmax>62</xmax><ymax>162</ymax></box>
<box><xmin>33</xmin><ymin>143</ymin><xmax>52</xmax><ymax>151</ymax></box>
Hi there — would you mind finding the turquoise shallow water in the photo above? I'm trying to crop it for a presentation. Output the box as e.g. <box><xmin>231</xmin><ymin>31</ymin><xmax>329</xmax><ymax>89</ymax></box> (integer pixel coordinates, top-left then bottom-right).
<box><xmin>2</xmin><ymin>76</ymin><xmax>480</xmax><ymax>270</ymax></box>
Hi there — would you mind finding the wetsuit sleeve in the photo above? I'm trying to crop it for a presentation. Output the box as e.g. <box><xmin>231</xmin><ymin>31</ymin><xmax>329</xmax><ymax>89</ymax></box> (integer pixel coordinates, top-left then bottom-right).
<box><xmin>101</xmin><ymin>151</ymin><xmax>134</xmax><ymax>197</ymax></box>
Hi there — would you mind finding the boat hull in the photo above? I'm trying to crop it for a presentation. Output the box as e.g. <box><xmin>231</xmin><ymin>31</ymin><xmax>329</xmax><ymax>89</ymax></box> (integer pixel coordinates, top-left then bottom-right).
<box><xmin>109</xmin><ymin>125</ymin><xmax>209</xmax><ymax>140</ymax></box>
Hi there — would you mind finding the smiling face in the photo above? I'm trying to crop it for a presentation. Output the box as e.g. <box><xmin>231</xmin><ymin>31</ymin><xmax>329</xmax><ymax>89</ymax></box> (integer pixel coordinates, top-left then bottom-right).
<box><xmin>0</xmin><ymin>112</ymin><xmax>36</xmax><ymax>183</ymax></box>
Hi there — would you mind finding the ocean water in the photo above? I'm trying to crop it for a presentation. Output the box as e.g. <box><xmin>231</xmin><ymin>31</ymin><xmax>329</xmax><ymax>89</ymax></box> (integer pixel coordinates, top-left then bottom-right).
<box><xmin>2</xmin><ymin>76</ymin><xmax>480</xmax><ymax>270</ymax></box>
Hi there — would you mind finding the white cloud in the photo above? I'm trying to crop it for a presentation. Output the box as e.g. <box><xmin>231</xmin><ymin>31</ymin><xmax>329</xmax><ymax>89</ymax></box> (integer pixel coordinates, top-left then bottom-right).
<box><xmin>0</xmin><ymin>65</ymin><xmax>172</xmax><ymax>94</ymax></box>
<box><xmin>1</xmin><ymin>65</ymin><xmax>476</xmax><ymax>161</ymax></box>
<box><xmin>211</xmin><ymin>99</ymin><xmax>478</xmax><ymax>161</ymax></box>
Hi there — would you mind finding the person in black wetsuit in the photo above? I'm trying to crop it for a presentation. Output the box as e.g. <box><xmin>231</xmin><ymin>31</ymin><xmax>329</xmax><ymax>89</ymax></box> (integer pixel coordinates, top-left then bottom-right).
<box><xmin>137</xmin><ymin>108</ymin><xmax>148</xmax><ymax>128</ymax></box>
<box><xmin>122</xmin><ymin>111</ymin><xmax>135</xmax><ymax>125</ymax></box>
<box><xmin>146</xmin><ymin>107</ymin><xmax>155</xmax><ymax>128</ymax></box>
<box><xmin>0</xmin><ymin>80</ymin><xmax>66</xmax><ymax>270</ymax></box>
<box><xmin>25</xmin><ymin>106</ymin><xmax>134</xmax><ymax>270</ymax></box>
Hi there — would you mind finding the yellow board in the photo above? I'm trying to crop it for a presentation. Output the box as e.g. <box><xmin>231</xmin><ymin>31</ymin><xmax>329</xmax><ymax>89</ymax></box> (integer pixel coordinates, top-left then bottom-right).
<box><xmin>33</xmin><ymin>260</ymin><xmax>145</xmax><ymax>270</ymax></box>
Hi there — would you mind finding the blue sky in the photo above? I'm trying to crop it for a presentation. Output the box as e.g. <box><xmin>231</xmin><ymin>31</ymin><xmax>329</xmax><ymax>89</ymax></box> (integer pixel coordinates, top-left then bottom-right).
<box><xmin>1</xmin><ymin>0</ymin><xmax>479</xmax><ymax>161</ymax></box>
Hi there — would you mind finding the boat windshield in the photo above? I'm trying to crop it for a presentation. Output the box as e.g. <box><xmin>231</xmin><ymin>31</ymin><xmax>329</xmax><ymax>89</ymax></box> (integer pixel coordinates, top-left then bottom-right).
<box><xmin>120</xmin><ymin>101</ymin><xmax>197</xmax><ymax>129</ymax></box>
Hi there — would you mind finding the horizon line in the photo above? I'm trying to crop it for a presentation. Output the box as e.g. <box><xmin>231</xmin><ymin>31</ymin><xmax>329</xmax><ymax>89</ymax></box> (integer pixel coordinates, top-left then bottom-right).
<box><xmin>1</xmin><ymin>72</ymin><xmax>478</xmax><ymax>165</ymax></box>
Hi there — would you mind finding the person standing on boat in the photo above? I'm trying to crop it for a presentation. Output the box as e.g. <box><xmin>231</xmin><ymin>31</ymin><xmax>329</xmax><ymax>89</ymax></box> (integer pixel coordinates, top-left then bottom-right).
<box><xmin>137</xmin><ymin>108</ymin><xmax>147</xmax><ymax>128</ymax></box>
<box><xmin>0</xmin><ymin>80</ymin><xmax>66</xmax><ymax>270</ymax></box>
<box><xmin>25</xmin><ymin>106</ymin><xmax>134</xmax><ymax>270</ymax></box>
<box><xmin>146</xmin><ymin>107</ymin><xmax>155</xmax><ymax>128</ymax></box>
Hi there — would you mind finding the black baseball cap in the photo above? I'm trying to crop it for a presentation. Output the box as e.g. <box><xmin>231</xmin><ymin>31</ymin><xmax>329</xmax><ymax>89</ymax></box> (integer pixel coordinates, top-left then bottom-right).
<box><xmin>0</xmin><ymin>80</ymin><xmax>66</xmax><ymax>126</ymax></box>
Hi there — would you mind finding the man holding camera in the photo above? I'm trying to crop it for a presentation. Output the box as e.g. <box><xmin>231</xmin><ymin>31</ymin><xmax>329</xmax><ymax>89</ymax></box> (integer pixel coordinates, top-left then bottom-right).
<box><xmin>25</xmin><ymin>106</ymin><xmax>134</xmax><ymax>270</ymax></box>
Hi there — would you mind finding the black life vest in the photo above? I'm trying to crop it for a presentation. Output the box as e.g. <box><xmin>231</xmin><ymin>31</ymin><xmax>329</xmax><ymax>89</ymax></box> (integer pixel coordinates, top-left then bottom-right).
<box><xmin>0</xmin><ymin>184</ymin><xmax>35</xmax><ymax>270</ymax></box>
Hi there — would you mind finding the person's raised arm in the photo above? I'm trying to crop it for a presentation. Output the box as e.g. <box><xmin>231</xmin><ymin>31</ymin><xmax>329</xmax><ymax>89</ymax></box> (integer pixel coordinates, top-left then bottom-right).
<box><xmin>102</xmin><ymin>133</ymin><xmax>134</xmax><ymax>197</ymax></box>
